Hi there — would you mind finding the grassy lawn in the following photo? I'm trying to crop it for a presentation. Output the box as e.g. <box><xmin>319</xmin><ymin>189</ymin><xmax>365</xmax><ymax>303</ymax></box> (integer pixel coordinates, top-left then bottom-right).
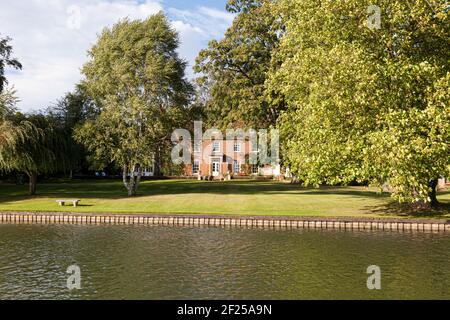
<box><xmin>0</xmin><ymin>179</ymin><xmax>449</xmax><ymax>219</ymax></box>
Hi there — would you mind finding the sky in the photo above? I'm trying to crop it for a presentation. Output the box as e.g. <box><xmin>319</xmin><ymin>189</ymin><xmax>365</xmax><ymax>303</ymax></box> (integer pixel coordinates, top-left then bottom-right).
<box><xmin>0</xmin><ymin>0</ymin><xmax>233</xmax><ymax>112</ymax></box>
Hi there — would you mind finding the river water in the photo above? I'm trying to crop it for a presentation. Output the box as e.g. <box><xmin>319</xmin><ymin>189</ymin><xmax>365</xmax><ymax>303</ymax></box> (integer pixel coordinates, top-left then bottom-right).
<box><xmin>0</xmin><ymin>224</ymin><xmax>449</xmax><ymax>300</ymax></box>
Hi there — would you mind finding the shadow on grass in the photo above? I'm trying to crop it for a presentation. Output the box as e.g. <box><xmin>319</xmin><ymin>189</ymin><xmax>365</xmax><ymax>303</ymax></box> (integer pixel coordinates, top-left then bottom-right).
<box><xmin>0</xmin><ymin>179</ymin><xmax>393</xmax><ymax>201</ymax></box>
<box><xmin>364</xmin><ymin>201</ymin><xmax>450</xmax><ymax>220</ymax></box>
<box><xmin>65</xmin><ymin>204</ymin><xmax>94</xmax><ymax>208</ymax></box>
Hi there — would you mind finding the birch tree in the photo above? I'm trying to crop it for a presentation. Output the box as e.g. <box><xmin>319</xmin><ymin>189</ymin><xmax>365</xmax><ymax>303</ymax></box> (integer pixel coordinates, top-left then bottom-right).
<box><xmin>76</xmin><ymin>13</ymin><xmax>192</xmax><ymax>196</ymax></box>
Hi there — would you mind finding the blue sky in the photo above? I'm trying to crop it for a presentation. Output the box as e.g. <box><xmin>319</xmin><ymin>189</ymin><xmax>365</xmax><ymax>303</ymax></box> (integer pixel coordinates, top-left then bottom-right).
<box><xmin>0</xmin><ymin>0</ymin><xmax>232</xmax><ymax>111</ymax></box>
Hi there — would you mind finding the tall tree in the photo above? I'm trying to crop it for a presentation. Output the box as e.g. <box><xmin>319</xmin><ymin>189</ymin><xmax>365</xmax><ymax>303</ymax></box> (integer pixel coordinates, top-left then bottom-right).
<box><xmin>269</xmin><ymin>0</ymin><xmax>450</xmax><ymax>205</ymax></box>
<box><xmin>76</xmin><ymin>13</ymin><xmax>193</xmax><ymax>196</ymax></box>
<box><xmin>0</xmin><ymin>35</ymin><xmax>22</xmax><ymax>93</ymax></box>
<box><xmin>195</xmin><ymin>0</ymin><xmax>285</xmax><ymax>129</ymax></box>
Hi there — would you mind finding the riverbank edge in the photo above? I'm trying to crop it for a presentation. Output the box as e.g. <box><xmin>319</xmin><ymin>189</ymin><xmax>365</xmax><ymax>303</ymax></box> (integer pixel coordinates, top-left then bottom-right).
<box><xmin>1</xmin><ymin>211</ymin><xmax>449</xmax><ymax>232</ymax></box>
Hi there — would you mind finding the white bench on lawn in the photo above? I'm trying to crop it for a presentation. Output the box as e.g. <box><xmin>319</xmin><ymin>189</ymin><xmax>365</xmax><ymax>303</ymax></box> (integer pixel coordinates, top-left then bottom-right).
<box><xmin>56</xmin><ymin>199</ymin><xmax>81</xmax><ymax>207</ymax></box>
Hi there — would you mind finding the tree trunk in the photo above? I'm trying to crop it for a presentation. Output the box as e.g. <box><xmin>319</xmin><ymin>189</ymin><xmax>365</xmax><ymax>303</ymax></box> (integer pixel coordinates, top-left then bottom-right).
<box><xmin>122</xmin><ymin>164</ymin><xmax>142</xmax><ymax>197</ymax></box>
<box><xmin>123</xmin><ymin>165</ymin><xmax>134</xmax><ymax>197</ymax></box>
<box><xmin>28</xmin><ymin>172</ymin><xmax>37</xmax><ymax>196</ymax></box>
<box><xmin>428</xmin><ymin>179</ymin><xmax>439</xmax><ymax>207</ymax></box>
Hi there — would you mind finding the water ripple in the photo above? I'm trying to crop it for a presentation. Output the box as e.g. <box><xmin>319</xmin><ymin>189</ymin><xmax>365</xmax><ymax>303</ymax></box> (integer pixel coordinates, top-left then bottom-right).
<box><xmin>0</xmin><ymin>225</ymin><xmax>449</xmax><ymax>299</ymax></box>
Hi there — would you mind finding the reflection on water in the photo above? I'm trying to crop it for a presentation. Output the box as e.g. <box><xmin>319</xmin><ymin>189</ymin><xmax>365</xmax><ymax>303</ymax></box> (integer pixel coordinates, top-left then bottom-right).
<box><xmin>0</xmin><ymin>224</ymin><xmax>449</xmax><ymax>300</ymax></box>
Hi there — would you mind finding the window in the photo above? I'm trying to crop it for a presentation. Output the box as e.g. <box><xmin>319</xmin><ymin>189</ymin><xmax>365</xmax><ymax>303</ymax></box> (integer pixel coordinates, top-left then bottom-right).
<box><xmin>234</xmin><ymin>160</ymin><xmax>240</xmax><ymax>174</ymax></box>
<box><xmin>193</xmin><ymin>141</ymin><xmax>201</xmax><ymax>153</ymax></box>
<box><xmin>212</xmin><ymin>141</ymin><xmax>221</xmax><ymax>153</ymax></box>
<box><xmin>252</xmin><ymin>164</ymin><xmax>259</xmax><ymax>174</ymax></box>
<box><xmin>142</xmin><ymin>167</ymin><xmax>153</xmax><ymax>177</ymax></box>
<box><xmin>193</xmin><ymin>161</ymin><xmax>200</xmax><ymax>174</ymax></box>
<box><xmin>212</xmin><ymin>159</ymin><xmax>221</xmax><ymax>174</ymax></box>
<box><xmin>234</xmin><ymin>142</ymin><xmax>241</xmax><ymax>152</ymax></box>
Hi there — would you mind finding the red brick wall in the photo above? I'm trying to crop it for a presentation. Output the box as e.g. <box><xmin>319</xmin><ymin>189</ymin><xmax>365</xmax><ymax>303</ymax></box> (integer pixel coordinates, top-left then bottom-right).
<box><xmin>185</xmin><ymin>139</ymin><xmax>253</xmax><ymax>176</ymax></box>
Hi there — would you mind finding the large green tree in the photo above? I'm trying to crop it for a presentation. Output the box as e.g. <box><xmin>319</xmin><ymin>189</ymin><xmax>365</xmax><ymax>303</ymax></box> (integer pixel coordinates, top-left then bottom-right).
<box><xmin>14</xmin><ymin>113</ymin><xmax>67</xmax><ymax>195</ymax></box>
<box><xmin>270</xmin><ymin>0</ymin><xmax>449</xmax><ymax>205</ymax></box>
<box><xmin>195</xmin><ymin>0</ymin><xmax>285</xmax><ymax>129</ymax></box>
<box><xmin>0</xmin><ymin>35</ymin><xmax>22</xmax><ymax>93</ymax></box>
<box><xmin>76</xmin><ymin>13</ymin><xmax>193</xmax><ymax>196</ymax></box>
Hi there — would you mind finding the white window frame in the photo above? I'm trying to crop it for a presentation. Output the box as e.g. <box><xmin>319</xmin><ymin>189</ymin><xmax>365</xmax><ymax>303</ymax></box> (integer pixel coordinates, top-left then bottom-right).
<box><xmin>234</xmin><ymin>160</ymin><xmax>240</xmax><ymax>174</ymax></box>
<box><xmin>212</xmin><ymin>141</ymin><xmax>221</xmax><ymax>153</ymax></box>
<box><xmin>212</xmin><ymin>158</ymin><xmax>221</xmax><ymax>175</ymax></box>
<box><xmin>234</xmin><ymin>142</ymin><xmax>241</xmax><ymax>153</ymax></box>
<box><xmin>193</xmin><ymin>161</ymin><xmax>200</xmax><ymax>174</ymax></box>
<box><xmin>252</xmin><ymin>164</ymin><xmax>259</xmax><ymax>174</ymax></box>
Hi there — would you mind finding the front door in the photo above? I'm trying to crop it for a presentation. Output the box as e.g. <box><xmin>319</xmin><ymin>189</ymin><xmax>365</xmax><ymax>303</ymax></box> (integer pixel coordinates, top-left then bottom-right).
<box><xmin>212</xmin><ymin>160</ymin><xmax>221</xmax><ymax>177</ymax></box>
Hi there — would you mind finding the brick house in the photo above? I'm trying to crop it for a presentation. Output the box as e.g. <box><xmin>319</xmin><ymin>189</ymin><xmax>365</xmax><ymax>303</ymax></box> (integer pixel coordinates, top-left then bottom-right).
<box><xmin>183</xmin><ymin>139</ymin><xmax>280</xmax><ymax>178</ymax></box>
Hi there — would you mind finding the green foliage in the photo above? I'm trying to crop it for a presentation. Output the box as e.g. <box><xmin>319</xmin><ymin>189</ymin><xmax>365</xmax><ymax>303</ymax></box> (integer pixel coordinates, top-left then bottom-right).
<box><xmin>1</xmin><ymin>88</ymin><xmax>96</xmax><ymax>194</ymax></box>
<box><xmin>0</xmin><ymin>42</ymin><xmax>52</xmax><ymax>195</ymax></box>
<box><xmin>270</xmin><ymin>0</ymin><xmax>450</xmax><ymax>204</ymax></box>
<box><xmin>0</xmin><ymin>92</ymin><xmax>62</xmax><ymax>194</ymax></box>
<box><xmin>76</xmin><ymin>13</ymin><xmax>193</xmax><ymax>196</ymax></box>
<box><xmin>0</xmin><ymin>90</ymin><xmax>35</xmax><ymax>172</ymax></box>
<box><xmin>0</xmin><ymin>87</ymin><xmax>18</xmax><ymax>117</ymax></box>
<box><xmin>49</xmin><ymin>86</ymin><xmax>98</xmax><ymax>128</ymax></box>
<box><xmin>9</xmin><ymin>113</ymin><xmax>61</xmax><ymax>175</ymax></box>
<box><xmin>1</xmin><ymin>90</ymin><xmax>21</xmax><ymax>169</ymax></box>
<box><xmin>46</xmin><ymin>86</ymin><xmax>96</xmax><ymax>174</ymax></box>
<box><xmin>195</xmin><ymin>0</ymin><xmax>285</xmax><ymax>129</ymax></box>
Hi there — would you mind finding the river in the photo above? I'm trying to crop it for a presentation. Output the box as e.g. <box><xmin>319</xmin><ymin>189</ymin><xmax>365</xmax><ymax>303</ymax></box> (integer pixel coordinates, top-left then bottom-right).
<box><xmin>0</xmin><ymin>224</ymin><xmax>449</xmax><ymax>299</ymax></box>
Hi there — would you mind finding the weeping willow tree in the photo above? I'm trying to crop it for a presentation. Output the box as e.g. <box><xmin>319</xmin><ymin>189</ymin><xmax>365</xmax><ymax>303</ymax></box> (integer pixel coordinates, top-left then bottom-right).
<box><xmin>0</xmin><ymin>89</ymin><xmax>38</xmax><ymax>194</ymax></box>
<box><xmin>0</xmin><ymin>38</ymin><xmax>65</xmax><ymax>195</ymax></box>
<box><xmin>0</xmin><ymin>90</ymin><xmax>68</xmax><ymax>195</ymax></box>
<box><xmin>15</xmin><ymin>113</ymin><xmax>64</xmax><ymax>195</ymax></box>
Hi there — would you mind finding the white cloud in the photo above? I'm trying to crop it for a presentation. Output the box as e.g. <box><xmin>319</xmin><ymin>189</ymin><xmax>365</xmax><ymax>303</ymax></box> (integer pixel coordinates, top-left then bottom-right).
<box><xmin>169</xmin><ymin>6</ymin><xmax>235</xmax><ymax>77</ymax></box>
<box><xmin>198</xmin><ymin>6</ymin><xmax>234</xmax><ymax>23</ymax></box>
<box><xmin>169</xmin><ymin>6</ymin><xmax>234</xmax><ymax>39</ymax></box>
<box><xmin>0</xmin><ymin>0</ymin><xmax>233</xmax><ymax>111</ymax></box>
<box><xmin>172</xmin><ymin>20</ymin><xmax>205</xmax><ymax>73</ymax></box>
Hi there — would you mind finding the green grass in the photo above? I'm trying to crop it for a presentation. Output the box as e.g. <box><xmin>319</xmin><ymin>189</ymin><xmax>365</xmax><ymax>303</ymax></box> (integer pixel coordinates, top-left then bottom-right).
<box><xmin>0</xmin><ymin>179</ymin><xmax>449</xmax><ymax>219</ymax></box>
